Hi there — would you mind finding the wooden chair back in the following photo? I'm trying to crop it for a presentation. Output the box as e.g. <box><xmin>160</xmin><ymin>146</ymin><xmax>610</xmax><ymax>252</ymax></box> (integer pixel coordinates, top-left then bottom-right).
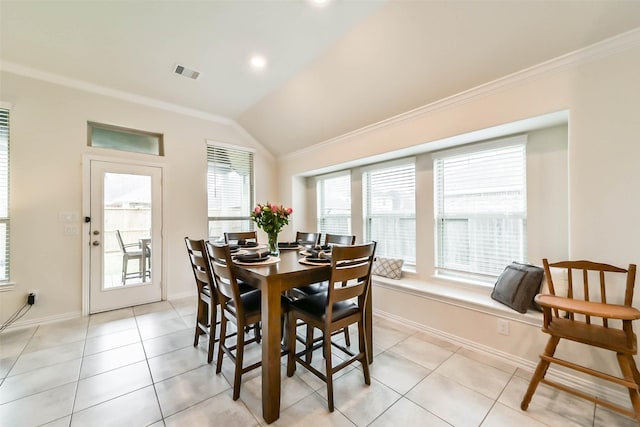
<box><xmin>224</xmin><ymin>231</ymin><xmax>258</xmax><ymax>245</ymax></box>
<box><xmin>206</xmin><ymin>242</ymin><xmax>245</xmax><ymax>318</ymax></box>
<box><xmin>296</xmin><ymin>231</ymin><xmax>321</xmax><ymax>246</ymax></box>
<box><xmin>326</xmin><ymin>242</ymin><xmax>376</xmax><ymax>315</ymax></box>
<box><xmin>184</xmin><ymin>238</ymin><xmax>215</xmax><ymax>299</ymax></box>
<box><xmin>325</xmin><ymin>233</ymin><xmax>356</xmax><ymax>246</ymax></box>
<box><xmin>542</xmin><ymin>259</ymin><xmax>637</xmax><ymax>327</ymax></box>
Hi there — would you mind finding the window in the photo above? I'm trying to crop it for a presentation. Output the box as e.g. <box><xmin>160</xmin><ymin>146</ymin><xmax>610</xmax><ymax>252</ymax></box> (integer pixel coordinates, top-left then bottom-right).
<box><xmin>434</xmin><ymin>136</ymin><xmax>527</xmax><ymax>281</ymax></box>
<box><xmin>363</xmin><ymin>159</ymin><xmax>415</xmax><ymax>266</ymax></box>
<box><xmin>0</xmin><ymin>108</ymin><xmax>9</xmax><ymax>282</ymax></box>
<box><xmin>88</xmin><ymin>122</ymin><xmax>163</xmax><ymax>156</ymax></box>
<box><xmin>316</xmin><ymin>171</ymin><xmax>351</xmax><ymax>237</ymax></box>
<box><xmin>207</xmin><ymin>144</ymin><xmax>254</xmax><ymax>241</ymax></box>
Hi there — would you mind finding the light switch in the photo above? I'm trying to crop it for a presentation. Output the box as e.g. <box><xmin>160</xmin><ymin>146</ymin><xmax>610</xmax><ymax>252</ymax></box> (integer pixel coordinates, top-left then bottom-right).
<box><xmin>64</xmin><ymin>224</ymin><xmax>80</xmax><ymax>235</ymax></box>
<box><xmin>59</xmin><ymin>211</ymin><xmax>79</xmax><ymax>222</ymax></box>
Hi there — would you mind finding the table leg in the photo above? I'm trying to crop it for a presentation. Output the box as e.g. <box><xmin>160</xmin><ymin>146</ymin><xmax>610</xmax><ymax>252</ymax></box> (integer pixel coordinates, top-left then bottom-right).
<box><xmin>366</xmin><ymin>285</ymin><xmax>373</xmax><ymax>364</ymax></box>
<box><xmin>261</xmin><ymin>276</ymin><xmax>282</xmax><ymax>424</ymax></box>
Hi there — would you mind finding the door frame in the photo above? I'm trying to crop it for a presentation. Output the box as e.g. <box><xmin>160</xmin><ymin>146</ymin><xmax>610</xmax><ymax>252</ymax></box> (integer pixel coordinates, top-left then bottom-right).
<box><xmin>82</xmin><ymin>154</ymin><xmax>167</xmax><ymax>316</ymax></box>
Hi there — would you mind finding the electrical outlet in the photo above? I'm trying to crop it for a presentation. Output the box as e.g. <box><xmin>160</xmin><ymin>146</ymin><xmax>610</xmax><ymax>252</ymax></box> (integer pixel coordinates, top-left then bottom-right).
<box><xmin>27</xmin><ymin>291</ymin><xmax>37</xmax><ymax>305</ymax></box>
<box><xmin>497</xmin><ymin>319</ymin><xmax>510</xmax><ymax>335</ymax></box>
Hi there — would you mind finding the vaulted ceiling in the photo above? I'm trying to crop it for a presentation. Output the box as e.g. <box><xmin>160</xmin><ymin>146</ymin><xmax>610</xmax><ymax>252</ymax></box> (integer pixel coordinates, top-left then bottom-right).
<box><xmin>2</xmin><ymin>1</ymin><xmax>640</xmax><ymax>157</ymax></box>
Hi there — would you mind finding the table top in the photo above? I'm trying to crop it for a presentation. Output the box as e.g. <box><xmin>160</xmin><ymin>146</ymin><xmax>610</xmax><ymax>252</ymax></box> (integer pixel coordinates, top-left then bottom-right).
<box><xmin>232</xmin><ymin>249</ymin><xmax>330</xmax><ymax>291</ymax></box>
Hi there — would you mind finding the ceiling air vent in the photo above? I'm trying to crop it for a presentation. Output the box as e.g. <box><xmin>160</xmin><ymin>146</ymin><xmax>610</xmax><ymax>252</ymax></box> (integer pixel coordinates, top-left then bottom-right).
<box><xmin>174</xmin><ymin>64</ymin><xmax>200</xmax><ymax>80</ymax></box>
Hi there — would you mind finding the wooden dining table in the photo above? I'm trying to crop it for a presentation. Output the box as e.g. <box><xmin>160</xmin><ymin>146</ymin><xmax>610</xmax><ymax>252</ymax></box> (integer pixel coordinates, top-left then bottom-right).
<box><xmin>232</xmin><ymin>248</ymin><xmax>374</xmax><ymax>424</ymax></box>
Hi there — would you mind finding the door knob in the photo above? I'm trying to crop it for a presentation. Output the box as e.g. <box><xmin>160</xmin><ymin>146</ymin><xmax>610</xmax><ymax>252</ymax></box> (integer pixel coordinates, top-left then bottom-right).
<box><xmin>92</xmin><ymin>241</ymin><xmax>100</xmax><ymax>246</ymax></box>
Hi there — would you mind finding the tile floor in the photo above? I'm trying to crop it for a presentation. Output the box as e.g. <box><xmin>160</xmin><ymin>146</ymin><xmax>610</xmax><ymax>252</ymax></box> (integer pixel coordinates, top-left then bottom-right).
<box><xmin>0</xmin><ymin>296</ymin><xmax>636</xmax><ymax>427</ymax></box>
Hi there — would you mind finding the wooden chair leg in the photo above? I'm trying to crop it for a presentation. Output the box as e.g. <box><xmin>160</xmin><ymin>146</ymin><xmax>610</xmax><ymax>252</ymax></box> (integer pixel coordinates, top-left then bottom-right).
<box><xmin>216</xmin><ymin>315</ymin><xmax>227</xmax><ymax>374</ymax></box>
<box><xmin>324</xmin><ymin>333</ymin><xmax>335</xmax><ymax>412</ymax></box>
<box><xmin>286</xmin><ymin>313</ymin><xmax>296</xmax><ymax>377</ymax></box>
<box><xmin>358</xmin><ymin>319</ymin><xmax>371</xmax><ymax>385</ymax></box>
<box><xmin>617</xmin><ymin>353</ymin><xmax>640</xmax><ymax>423</ymax></box>
<box><xmin>233</xmin><ymin>323</ymin><xmax>245</xmax><ymax>401</ymax></box>
<box><xmin>207</xmin><ymin>303</ymin><xmax>216</xmax><ymax>364</ymax></box>
<box><xmin>343</xmin><ymin>326</ymin><xmax>351</xmax><ymax>347</ymax></box>
<box><xmin>305</xmin><ymin>323</ymin><xmax>314</xmax><ymax>364</ymax></box>
<box><xmin>521</xmin><ymin>336</ymin><xmax>560</xmax><ymax>410</ymax></box>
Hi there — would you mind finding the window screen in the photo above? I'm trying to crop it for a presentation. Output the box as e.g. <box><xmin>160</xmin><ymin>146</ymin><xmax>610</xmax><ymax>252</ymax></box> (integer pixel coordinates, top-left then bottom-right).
<box><xmin>316</xmin><ymin>172</ymin><xmax>351</xmax><ymax>237</ymax></box>
<box><xmin>363</xmin><ymin>159</ymin><xmax>415</xmax><ymax>266</ymax></box>
<box><xmin>0</xmin><ymin>108</ymin><xmax>9</xmax><ymax>281</ymax></box>
<box><xmin>434</xmin><ymin>137</ymin><xmax>527</xmax><ymax>280</ymax></box>
<box><xmin>207</xmin><ymin>145</ymin><xmax>254</xmax><ymax>241</ymax></box>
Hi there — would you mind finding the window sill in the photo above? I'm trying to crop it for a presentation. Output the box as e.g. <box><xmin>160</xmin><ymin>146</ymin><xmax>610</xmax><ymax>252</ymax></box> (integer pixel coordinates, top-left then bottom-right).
<box><xmin>371</xmin><ymin>274</ymin><xmax>542</xmax><ymax>327</ymax></box>
<box><xmin>0</xmin><ymin>282</ymin><xmax>16</xmax><ymax>292</ymax></box>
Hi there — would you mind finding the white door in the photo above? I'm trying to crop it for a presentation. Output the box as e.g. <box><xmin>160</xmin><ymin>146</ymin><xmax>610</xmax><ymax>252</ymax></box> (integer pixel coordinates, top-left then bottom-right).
<box><xmin>89</xmin><ymin>160</ymin><xmax>162</xmax><ymax>313</ymax></box>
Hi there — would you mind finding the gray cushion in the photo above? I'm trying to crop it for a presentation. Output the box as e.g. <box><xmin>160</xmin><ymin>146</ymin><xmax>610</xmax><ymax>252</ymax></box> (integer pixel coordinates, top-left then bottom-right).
<box><xmin>491</xmin><ymin>262</ymin><xmax>544</xmax><ymax>313</ymax></box>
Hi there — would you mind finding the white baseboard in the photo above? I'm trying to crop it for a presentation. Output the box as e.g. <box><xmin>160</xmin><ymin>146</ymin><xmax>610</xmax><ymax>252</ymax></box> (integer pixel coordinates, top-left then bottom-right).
<box><xmin>4</xmin><ymin>310</ymin><xmax>82</xmax><ymax>331</ymax></box>
<box><xmin>373</xmin><ymin>308</ymin><xmax>630</xmax><ymax>409</ymax></box>
<box><xmin>167</xmin><ymin>290</ymin><xmax>197</xmax><ymax>300</ymax></box>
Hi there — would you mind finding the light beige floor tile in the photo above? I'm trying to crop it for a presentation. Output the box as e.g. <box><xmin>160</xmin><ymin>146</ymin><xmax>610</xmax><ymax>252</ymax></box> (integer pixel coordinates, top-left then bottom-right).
<box><xmin>164</xmin><ymin>391</ymin><xmax>260</xmax><ymax>427</ymax></box>
<box><xmin>138</xmin><ymin>316</ymin><xmax>189</xmax><ymax>340</ymax></box>
<box><xmin>388</xmin><ymin>335</ymin><xmax>453</xmax><ymax>370</ymax></box>
<box><xmin>0</xmin><ymin>326</ymin><xmax>37</xmax><ymax>346</ymax></box>
<box><xmin>369</xmin><ymin>350</ymin><xmax>430</xmax><ymax>394</ymax></box>
<box><xmin>0</xmin><ymin>382</ymin><xmax>75</xmax><ymax>427</ymax></box>
<box><xmin>594</xmin><ymin>405</ymin><xmax>638</xmax><ymax>427</ymax></box>
<box><xmin>0</xmin><ymin>358</ymin><xmax>81</xmax><ymax>404</ymax></box>
<box><xmin>80</xmin><ymin>342</ymin><xmax>146</xmax><ymax>378</ymax></box>
<box><xmin>86</xmin><ymin>317</ymin><xmax>137</xmax><ymax>339</ymax></box>
<box><xmin>23</xmin><ymin>327</ymin><xmax>87</xmax><ymax>353</ymax></box>
<box><xmin>41</xmin><ymin>415</ymin><xmax>72</xmax><ymax>426</ymax></box>
<box><xmin>9</xmin><ymin>340</ymin><xmax>84</xmax><ymax>376</ymax></box>
<box><xmin>148</xmin><ymin>345</ymin><xmax>207</xmax><ymax>382</ymax></box>
<box><xmin>74</xmin><ymin>361</ymin><xmax>152</xmax><ymax>411</ymax></box>
<box><xmin>0</xmin><ymin>356</ymin><xmax>16</xmax><ymax>379</ymax></box>
<box><xmin>87</xmin><ymin>307</ymin><xmax>134</xmax><ymax>326</ymax></box>
<box><xmin>83</xmin><ymin>327</ymin><xmax>140</xmax><ymax>356</ymax></box>
<box><xmin>434</xmin><ymin>353</ymin><xmax>512</xmax><ymax>399</ymax></box>
<box><xmin>369</xmin><ymin>397</ymin><xmax>450</xmax><ymax>427</ymax></box>
<box><xmin>71</xmin><ymin>385</ymin><xmax>162</xmax><ymax>427</ymax></box>
<box><xmin>413</xmin><ymin>331</ymin><xmax>461</xmax><ymax>352</ymax></box>
<box><xmin>406</xmin><ymin>372</ymin><xmax>494</xmax><ymax>426</ymax></box>
<box><xmin>241</xmin><ymin>365</ymin><xmax>316</xmax><ymax>419</ymax></box>
<box><xmin>133</xmin><ymin>301</ymin><xmax>175</xmax><ymax>316</ymax></box>
<box><xmin>136</xmin><ymin>308</ymin><xmax>182</xmax><ymax>325</ymax></box>
<box><xmin>155</xmin><ymin>364</ymin><xmax>230</xmax><ymax>417</ymax></box>
<box><xmin>456</xmin><ymin>347</ymin><xmax>517</xmax><ymax>375</ymax></box>
<box><xmin>481</xmin><ymin>402</ymin><xmax>547</xmax><ymax>427</ymax></box>
<box><xmin>498</xmin><ymin>375</ymin><xmax>595</xmax><ymax>427</ymax></box>
<box><xmin>143</xmin><ymin>328</ymin><xmax>198</xmax><ymax>358</ymax></box>
<box><xmin>317</xmin><ymin>369</ymin><xmax>401</xmax><ymax>426</ymax></box>
<box><xmin>169</xmin><ymin>297</ymin><xmax>197</xmax><ymax>317</ymax></box>
<box><xmin>373</xmin><ymin>321</ymin><xmax>415</xmax><ymax>351</ymax></box>
<box><xmin>273</xmin><ymin>392</ymin><xmax>356</xmax><ymax>427</ymax></box>
<box><xmin>0</xmin><ymin>339</ymin><xmax>28</xmax><ymax>359</ymax></box>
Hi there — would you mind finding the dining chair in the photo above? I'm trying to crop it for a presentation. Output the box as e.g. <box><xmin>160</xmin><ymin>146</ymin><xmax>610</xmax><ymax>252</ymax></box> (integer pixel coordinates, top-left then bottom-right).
<box><xmin>291</xmin><ymin>233</ymin><xmax>358</xmax><ymax>348</ymax></box>
<box><xmin>205</xmin><ymin>242</ymin><xmax>266</xmax><ymax>400</ymax></box>
<box><xmin>116</xmin><ymin>229</ymin><xmax>149</xmax><ymax>285</ymax></box>
<box><xmin>184</xmin><ymin>237</ymin><xmax>219</xmax><ymax>363</ymax></box>
<box><xmin>521</xmin><ymin>259</ymin><xmax>640</xmax><ymax>423</ymax></box>
<box><xmin>224</xmin><ymin>231</ymin><xmax>258</xmax><ymax>245</ymax></box>
<box><xmin>286</xmin><ymin>242</ymin><xmax>376</xmax><ymax>412</ymax></box>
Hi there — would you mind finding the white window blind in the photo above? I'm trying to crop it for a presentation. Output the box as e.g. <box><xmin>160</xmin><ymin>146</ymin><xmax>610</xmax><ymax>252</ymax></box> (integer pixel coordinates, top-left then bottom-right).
<box><xmin>317</xmin><ymin>172</ymin><xmax>351</xmax><ymax>237</ymax></box>
<box><xmin>363</xmin><ymin>159</ymin><xmax>416</xmax><ymax>265</ymax></box>
<box><xmin>0</xmin><ymin>108</ymin><xmax>9</xmax><ymax>282</ymax></box>
<box><xmin>207</xmin><ymin>145</ymin><xmax>254</xmax><ymax>241</ymax></box>
<box><xmin>434</xmin><ymin>137</ymin><xmax>527</xmax><ymax>280</ymax></box>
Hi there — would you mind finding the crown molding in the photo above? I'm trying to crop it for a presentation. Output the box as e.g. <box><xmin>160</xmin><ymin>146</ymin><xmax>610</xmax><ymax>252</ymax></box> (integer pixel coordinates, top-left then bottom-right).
<box><xmin>282</xmin><ymin>27</ymin><xmax>640</xmax><ymax>161</ymax></box>
<box><xmin>0</xmin><ymin>61</ymin><xmax>233</xmax><ymax>126</ymax></box>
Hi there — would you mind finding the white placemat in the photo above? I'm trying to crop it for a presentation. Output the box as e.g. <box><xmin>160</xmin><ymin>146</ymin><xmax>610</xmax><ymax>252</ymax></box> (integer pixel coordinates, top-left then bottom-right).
<box><xmin>234</xmin><ymin>256</ymin><xmax>280</xmax><ymax>266</ymax></box>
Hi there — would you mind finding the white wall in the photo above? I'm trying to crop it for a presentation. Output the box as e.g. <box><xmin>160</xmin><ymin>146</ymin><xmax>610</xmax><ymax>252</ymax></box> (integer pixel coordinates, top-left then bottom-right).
<box><xmin>277</xmin><ymin>38</ymin><xmax>640</xmax><ymax>397</ymax></box>
<box><xmin>0</xmin><ymin>71</ymin><xmax>276</xmax><ymax>324</ymax></box>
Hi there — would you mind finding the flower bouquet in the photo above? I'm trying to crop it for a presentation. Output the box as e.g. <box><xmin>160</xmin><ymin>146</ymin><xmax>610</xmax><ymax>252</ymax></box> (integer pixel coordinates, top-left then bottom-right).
<box><xmin>250</xmin><ymin>202</ymin><xmax>293</xmax><ymax>255</ymax></box>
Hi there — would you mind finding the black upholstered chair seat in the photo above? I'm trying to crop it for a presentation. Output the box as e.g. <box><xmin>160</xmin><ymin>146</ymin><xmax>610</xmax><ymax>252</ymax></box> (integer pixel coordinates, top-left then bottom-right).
<box><xmin>289</xmin><ymin>292</ymin><xmax>358</xmax><ymax>322</ymax></box>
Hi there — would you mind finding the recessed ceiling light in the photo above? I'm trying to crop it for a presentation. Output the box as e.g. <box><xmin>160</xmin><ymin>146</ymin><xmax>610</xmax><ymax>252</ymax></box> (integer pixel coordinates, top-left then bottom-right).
<box><xmin>309</xmin><ymin>0</ymin><xmax>330</xmax><ymax>7</ymax></box>
<box><xmin>249</xmin><ymin>54</ymin><xmax>267</xmax><ymax>70</ymax></box>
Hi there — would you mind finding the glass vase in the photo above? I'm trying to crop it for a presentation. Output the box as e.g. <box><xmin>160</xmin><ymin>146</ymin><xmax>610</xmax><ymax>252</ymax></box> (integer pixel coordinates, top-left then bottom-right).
<box><xmin>267</xmin><ymin>232</ymin><xmax>279</xmax><ymax>256</ymax></box>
